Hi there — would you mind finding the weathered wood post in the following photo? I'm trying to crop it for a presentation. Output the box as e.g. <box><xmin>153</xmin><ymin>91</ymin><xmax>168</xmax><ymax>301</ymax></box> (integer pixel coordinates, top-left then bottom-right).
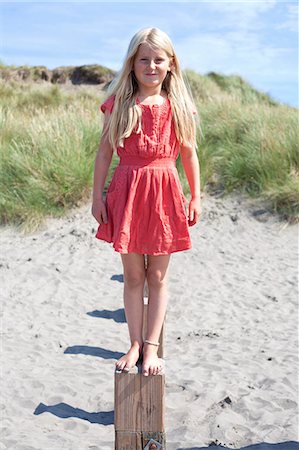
<box><xmin>114</xmin><ymin>256</ymin><xmax>166</xmax><ymax>449</ymax></box>
<box><xmin>114</xmin><ymin>365</ymin><xmax>165</xmax><ymax>449</ymax></box>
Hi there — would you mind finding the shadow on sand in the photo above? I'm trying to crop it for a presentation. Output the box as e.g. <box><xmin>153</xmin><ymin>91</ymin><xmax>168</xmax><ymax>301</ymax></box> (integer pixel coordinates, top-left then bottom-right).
<box><xmin>64</xmin><ymin>345</ymin><xmax>125</xmax><ymax>360</ymax></box>
<box><xmin>87</xmin><ymin>308</ymin><xmax>126</xmax><ymax>323</ymax></box>
<box><xmin>110</xmin><ymin>274</ymin><xmax>124</xmax><ymax>283</ymax></box>
<box><xmin>178</xmin><ymin>442</ymin><xmax>299</xmax><ymax>450</ymax></box>
<box><xmin>34</xmin><ymin>402</ymin><xmax>113</xmax><ymax>425</ymax></box>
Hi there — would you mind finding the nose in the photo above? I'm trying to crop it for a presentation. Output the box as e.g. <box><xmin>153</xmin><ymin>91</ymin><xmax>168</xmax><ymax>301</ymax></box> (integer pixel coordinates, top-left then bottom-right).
<box><xmin>149</xmin><ymin>60</ymin><xmax>156</xmax><ymax>69</ymax></box>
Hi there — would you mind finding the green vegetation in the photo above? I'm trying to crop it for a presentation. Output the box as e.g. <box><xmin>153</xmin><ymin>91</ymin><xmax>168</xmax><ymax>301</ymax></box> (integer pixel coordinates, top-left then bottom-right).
<box><xmin>0</xmin><ymin>82</ymin><xmax>105</xmax><ymax>230</ymax></box>
<box><xmin>183</xmin><ymin>70</ymin><xmax>298</xmax><ymax>220</ymax></box>
<box><xmin>0</xmin><ymin>63</ymin><xmax>115</xmax><ymax>84</ymax></box>
<box><xmin>0</xmin><ymin>66</ymin><xmax>298</xmax><ymax>230</ymax></box>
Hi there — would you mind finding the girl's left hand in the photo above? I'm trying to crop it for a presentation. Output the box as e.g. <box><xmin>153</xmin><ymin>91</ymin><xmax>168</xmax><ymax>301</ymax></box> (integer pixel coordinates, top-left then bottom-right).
<box><xmin>188</xmin><ymin>196</ymin><xmax>201</xmax><ymax>226</ymax></box>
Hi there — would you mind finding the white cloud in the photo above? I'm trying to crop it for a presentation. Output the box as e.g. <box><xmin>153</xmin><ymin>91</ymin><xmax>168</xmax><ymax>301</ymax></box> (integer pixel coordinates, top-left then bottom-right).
<box><xmin>207</xmin><ymin>0</ymin><xmax>277</xmax><ymax>31</ymax></box>
<box><xmin>208</xmin><ymin>0</ymin><xmax>277</xmax><ymax>14</ymax></box>
<box><xmin>276</xmin><ymin>3</ymin><xmax>298</xmax><ymax>33</ymax></box>
<box><xmin>175</xmin><ymin>27</ymin><xmax>296</xmax><ymax>84</ymax></box>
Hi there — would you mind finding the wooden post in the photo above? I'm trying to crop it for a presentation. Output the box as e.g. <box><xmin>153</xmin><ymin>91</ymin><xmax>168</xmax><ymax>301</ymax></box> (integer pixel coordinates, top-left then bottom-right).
<box><xmin>114</xmin><ymin>365</ymin><xmax>165</xmax><ymax>449</ymax></box>
<box><xmin>115</xmin><ymin>256</ymin><xmax>166</xmax><ymax>449</ymax></box>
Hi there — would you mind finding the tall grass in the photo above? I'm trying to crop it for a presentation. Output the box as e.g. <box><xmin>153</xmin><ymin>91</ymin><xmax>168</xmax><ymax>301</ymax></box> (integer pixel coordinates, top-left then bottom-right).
<box><xmin>195</xmin><ymin>99</ymin><xmax>298</xmax><ymax>218</ymax></box>
<box><xmin>181</xmin><ymin>70</ymin><xmax>298</xmax><ymax>220</ymax></box>
<box><xmin>0</xmin><ymin>82</ymin><xmax>108</xmax><ymax>230</ymax></box>
<box><xmin>0</xmin><ymin>73</ymin><xmax>298</xmax><ymax>231</ymax></box>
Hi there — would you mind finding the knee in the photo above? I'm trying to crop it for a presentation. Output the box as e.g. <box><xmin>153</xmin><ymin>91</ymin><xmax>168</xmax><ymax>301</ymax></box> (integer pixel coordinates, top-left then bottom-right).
<box><xmin>146</xmin><ymin>268</ymin><xmax>167</xmax><ymax>289</ymax></box>
<box><xmin>124</xmin><ymin>269</ymin><xmax>145</xmax><ymax>289</ymax></box>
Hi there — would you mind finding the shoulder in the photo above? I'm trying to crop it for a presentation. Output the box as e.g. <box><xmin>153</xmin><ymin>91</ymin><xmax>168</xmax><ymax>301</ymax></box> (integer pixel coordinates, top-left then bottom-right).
<box><xmin>100</xmin><ymin>95</ymin><xmax>115</xmax><ymax>114</ymax></box>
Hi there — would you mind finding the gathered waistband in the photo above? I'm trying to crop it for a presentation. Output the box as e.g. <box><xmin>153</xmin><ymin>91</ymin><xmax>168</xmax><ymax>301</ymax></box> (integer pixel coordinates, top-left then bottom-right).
<box><xmin>119</xmin><ymin>155</ymin><xmax>176</xmax><ymax>168</ymax></box>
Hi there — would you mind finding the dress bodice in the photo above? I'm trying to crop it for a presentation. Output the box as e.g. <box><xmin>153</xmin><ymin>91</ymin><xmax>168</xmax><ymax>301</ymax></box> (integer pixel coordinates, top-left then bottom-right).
<box><xmin>100</xmin><ymin>95</ymin><xmax>180</xmax><ymax>160</ymax></box>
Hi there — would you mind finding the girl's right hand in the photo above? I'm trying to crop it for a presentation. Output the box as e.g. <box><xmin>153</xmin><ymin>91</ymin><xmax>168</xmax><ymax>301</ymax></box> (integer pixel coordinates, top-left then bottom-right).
<box><xmin>92</xmin><ymin>198</ymin><xmax>108</xmax><ymax>225</ymax></box>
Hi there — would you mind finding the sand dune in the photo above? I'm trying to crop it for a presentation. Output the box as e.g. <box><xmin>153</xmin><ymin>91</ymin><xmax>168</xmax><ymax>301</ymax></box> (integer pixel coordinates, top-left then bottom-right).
<box><xmin>1</xmin><ymin>192</ymin><xmax>298</xmax><ymax>449</ymax></box>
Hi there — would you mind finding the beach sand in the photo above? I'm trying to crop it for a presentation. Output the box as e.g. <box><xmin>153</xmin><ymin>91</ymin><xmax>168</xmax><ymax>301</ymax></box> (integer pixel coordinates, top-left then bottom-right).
<box><xmin>1</xmin><ymin>192</ymin><xmax>298</xmax><ymax>449</ymax></box>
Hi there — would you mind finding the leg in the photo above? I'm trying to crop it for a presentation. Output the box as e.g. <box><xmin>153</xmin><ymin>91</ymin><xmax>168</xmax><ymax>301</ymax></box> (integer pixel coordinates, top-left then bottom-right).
<box><xmin>116</xmin><ymin>253</ymin><xmax>146</xmax><ymax>372</ymax></box>
<box><xmin>143</xmin><ymin>254</ymin><xmax>171</xmax><ymax>376</ymax></box>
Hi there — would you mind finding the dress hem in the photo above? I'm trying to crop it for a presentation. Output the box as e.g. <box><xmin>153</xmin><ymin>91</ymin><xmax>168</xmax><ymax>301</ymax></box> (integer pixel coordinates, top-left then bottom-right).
<box><xmin>95</xmin><ymin>235</ymin><xmax>192</xmax><ymax>256</ymax></box>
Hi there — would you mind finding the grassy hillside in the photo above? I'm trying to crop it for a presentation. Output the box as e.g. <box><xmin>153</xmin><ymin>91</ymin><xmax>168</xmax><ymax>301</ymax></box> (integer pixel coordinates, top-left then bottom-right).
<box><xmin>0</xmin><ymin>63</ymin><xmax>115</xmax><ymax>85</ymax></box>
<box><xmin>0</xmin><ymin>65</ymin><xmax>298</xmax><ymax>230</ymax></box>
<box><xmin>183</xmin><ymin>70</ymin><xmax>298</xmax><ymax>220</ymax></box>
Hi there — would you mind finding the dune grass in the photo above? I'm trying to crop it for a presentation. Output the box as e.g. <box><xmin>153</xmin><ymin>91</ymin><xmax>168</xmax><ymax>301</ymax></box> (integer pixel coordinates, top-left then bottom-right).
<box><xmin>181</xmin><ymin>70</ymin><xmax>298</xmax><ymax>220</ymax></box>
<box><xmin>0</xmin><ymin>82</ymin><xmax>105</xmax><ymax>230</ymax></box>
<box><xmin>0</xmin><ymin>73</ymin><xmax>298</xmax><ymax>231</ymax></box>
<box><xmin>197</xmin><ymin>99</ymin><xmax>298</xmax><ymax>219</ymax></box>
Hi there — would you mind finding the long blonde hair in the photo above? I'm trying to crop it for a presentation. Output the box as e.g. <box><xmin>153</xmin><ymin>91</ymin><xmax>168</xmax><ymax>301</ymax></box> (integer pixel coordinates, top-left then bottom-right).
<box><xmin>104</xmin><ymin>27</ymin><xmax>201</xmax><ymax>151</ymax></box>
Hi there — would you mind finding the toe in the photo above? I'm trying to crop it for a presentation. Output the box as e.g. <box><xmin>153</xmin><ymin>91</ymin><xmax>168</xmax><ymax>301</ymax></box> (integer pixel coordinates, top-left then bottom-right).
<box><xmin>148</xmin><ymin>365</ymin><xmax>154</xmax><ymax>376</ymax></box>
<box><xmin>117</xmin><ymin>360</ymin><xmax>125</xmax><ymax>371</ymax></box>
<box><xmin>115</xmin><ymin>361</ymin><xmax>121</xmax><ymax>370</ymax></box>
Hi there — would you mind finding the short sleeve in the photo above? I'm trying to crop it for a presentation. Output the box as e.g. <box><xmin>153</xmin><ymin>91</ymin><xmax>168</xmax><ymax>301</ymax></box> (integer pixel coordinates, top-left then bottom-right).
<box><xmin>100</xmin><ymin>95</ymin><xmax>115</xmax><ymax>114</ymax></box>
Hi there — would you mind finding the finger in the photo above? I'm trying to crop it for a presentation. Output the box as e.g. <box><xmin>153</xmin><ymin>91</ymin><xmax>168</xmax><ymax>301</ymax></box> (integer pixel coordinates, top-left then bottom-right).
<box><xmin>102</xmin><ymin>206</ymin><xmax>108</xmax><ymax>224</ymax></box>
<box><xmin>94</xmin><ymin>213</ymin><xmax>101</xmax><ymax>225</ymax></box>
<box><xmin>189</xmin><ymin>211</ymin><xmax>200</xmax><ymax>226</ymax></box>
<box><xmin>188</xmin><ymin>207</ymin><xmax>194</xmax><ymax>223</ymax></box>
<box><xmin>92</xmin><ymin>206</ymin><xmax>103</xmax><ymax>225</ymax></box>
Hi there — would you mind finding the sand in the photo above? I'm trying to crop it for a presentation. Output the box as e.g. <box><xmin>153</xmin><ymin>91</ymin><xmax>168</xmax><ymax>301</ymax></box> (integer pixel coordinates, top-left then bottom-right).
<box><xmin>1</xmin><ymin>192</ymin><xmax>298</xmax><ymax>450</ymax></box>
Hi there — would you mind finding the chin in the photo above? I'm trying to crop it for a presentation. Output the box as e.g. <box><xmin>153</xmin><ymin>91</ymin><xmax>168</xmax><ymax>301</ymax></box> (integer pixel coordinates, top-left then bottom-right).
<box><xmin>142</xmin><ymin>79</ymin><xmax>160</xmax><ymax>86</ymax></box>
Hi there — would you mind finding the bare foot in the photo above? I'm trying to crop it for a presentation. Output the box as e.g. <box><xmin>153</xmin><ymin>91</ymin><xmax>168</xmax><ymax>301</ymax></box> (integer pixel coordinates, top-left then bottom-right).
<box><xmin>142</xmin><ymin>343</ymin><xmax>163</xmax><ymax>376</ymax></box>
<box><xmin>115</xmin><ymin>342</ymin><xmax>142</xmax><ymax>372</ymax></box>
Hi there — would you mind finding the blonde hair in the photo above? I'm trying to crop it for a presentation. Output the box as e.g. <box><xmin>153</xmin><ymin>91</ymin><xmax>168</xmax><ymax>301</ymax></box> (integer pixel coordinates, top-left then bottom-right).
<box><xmin>104</xmin><ymin>27</ymin><xmax>201</xmax><ymax>151</ymax></box>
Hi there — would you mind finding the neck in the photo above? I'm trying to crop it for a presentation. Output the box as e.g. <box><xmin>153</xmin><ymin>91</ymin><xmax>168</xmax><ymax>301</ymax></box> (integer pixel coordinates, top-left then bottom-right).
<box><xmin>137</xmin><ymin>87</ymin><xmax>163</xmax><ymax>100</ymax></box>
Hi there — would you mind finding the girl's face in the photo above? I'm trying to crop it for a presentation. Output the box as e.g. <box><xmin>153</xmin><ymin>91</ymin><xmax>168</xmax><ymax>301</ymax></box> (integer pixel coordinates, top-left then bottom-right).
<box><xmin>133</xmin><ymin>43</ymin><xmax>172</xmax><ymax>92</ymax></box>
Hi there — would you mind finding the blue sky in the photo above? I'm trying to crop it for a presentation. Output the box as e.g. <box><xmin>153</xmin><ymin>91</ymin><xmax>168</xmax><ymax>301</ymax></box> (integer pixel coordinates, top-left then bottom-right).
<box><xmin>1</xmin><ymin>1</ymin><xmax>298</xmax><ymax>107</ymax></box>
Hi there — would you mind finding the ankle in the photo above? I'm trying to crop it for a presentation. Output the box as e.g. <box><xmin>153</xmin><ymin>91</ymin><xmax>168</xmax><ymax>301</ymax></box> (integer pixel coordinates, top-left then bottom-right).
<box><xmin>130</xmin><ymin>340</ymin><xmax>143</xmax><ymax>351</ymax></box>
<box><xmin>144</xmin><ymin>339</ymin><xmax>159</xmax><ymax>347</ymax></box>
<box><xmin>143</xmin><ymin>343</ymin><xmax>159</xmax><ymax>355</ymax></box>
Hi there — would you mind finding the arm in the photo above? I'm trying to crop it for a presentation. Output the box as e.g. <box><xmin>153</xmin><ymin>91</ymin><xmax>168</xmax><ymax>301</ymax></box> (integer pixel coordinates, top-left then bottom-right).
<box><xmin>92</xmin><ymin>112</ymin><xmax>114</xmax><ymax>224</ymax></box>
<box><xmin>180</xmin><ymin>144</ymin><xmax>201</xmax><ymax>226</ymax></box>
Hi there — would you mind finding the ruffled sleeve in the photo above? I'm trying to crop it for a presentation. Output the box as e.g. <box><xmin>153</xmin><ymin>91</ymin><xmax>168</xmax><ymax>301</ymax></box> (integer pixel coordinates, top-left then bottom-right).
<box><xmin>100</xmin><ymin>95</ymin><xmax>115</xmax><ymax>114</ymax></box>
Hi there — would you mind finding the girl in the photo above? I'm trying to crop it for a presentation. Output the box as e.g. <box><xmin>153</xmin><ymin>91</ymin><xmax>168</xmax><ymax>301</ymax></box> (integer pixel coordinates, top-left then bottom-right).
<box><xmin>92</xmin><ymin>27</ymin><xmax>201</xmax><ymax>377</ymax></box>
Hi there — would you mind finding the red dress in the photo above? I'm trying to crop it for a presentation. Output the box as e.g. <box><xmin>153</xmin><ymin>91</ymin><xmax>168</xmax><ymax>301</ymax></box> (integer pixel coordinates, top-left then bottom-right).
<box><xmin>95</xmin><ymin>95</ymin><xmax>192</xmax><ymax>255</ymax></box>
